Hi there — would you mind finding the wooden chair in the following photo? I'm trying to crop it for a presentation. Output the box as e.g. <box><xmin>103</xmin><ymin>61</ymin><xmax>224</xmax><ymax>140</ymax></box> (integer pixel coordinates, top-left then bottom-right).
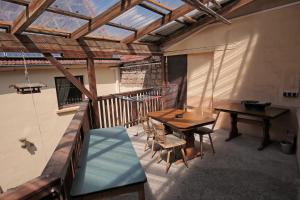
<box><xmin>141</xmin><ymin>117</ymin><xmax>155</xmax><ymax>157</ymax></box>
<box><xmin>194</xmin><ymin>111</ymin><xmax>220</xmax><ymax>159</ymax></box>
<box><xmin>152</xmin><ymin>123</ymin><xmax>188</xmax><ymax>173</ymax></box>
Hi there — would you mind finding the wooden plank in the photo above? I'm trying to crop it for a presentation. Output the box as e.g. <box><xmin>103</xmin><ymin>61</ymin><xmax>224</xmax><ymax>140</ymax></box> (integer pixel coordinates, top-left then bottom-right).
<box><xmin>0</xmin><ymin>32</ymin><xmax>161</xmax><ymax>58</ymax></box>
<box><xmin>161</xmin><ymin>0</ymin><xmax>255</xmax><ymax>48</ymax></box>
<box><xmin>87</xmin><ymin>58</ymin><xmax>100</xmax><ymax>128</ymax></box>
<box><xmin>145</xmin><ymin>0</ymin><xmax>173</xmax><ymax>12</ymax></box>
<box><xmin>107</xmin><ymin>22</ymin><xmax>137</xmax><ymax>32</ymax></box>
<box><xmin>26</xmin><ymin>25</ymin><xmax>70</xmax><ymax>37</ymax></box>
<box><xmin>108</xmin><ymin>98</ymin><xmax>114</xmax><ymax>127</ymax></box>
<box><xmin>98</xmin><ymin>98</ymin><xmax>105</xmax><ymax>128</ymax></box>
<box><xmin>122</xmin><ymin>4</ymin><xmax>194</xmax><ymax>44</ymax></box>
<box><xmin>117</xmin><ymin>98</ymin><xmax>122</xmax><ymax>126</ymax></box>
<box><xmin>44</xmin><ymin>53</ymin><xmax>94</xmax><ymax>100</ymax></box>
<box><xmin>11</xmin><ymin>0</ymin><xmax>55</xmax><ymax>34</ymax></box>
<box><xmin>71</xmin><ymin>0</ymin><xmax>143</xmax><ymax>39</ymax></box>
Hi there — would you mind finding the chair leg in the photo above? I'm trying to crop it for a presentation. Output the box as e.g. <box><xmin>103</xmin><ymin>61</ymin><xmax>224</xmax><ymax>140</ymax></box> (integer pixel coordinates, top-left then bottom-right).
<box><xmin>208</xmin><ymin>133</ymin><xmax>215</xmax><ymax>154</ymax></box>
<box><xmin>144</xmin><ymin>136</ymin><xmax>149</xmax><ymax>152</ymax></box>
<box><xmin>166</xmin><ymin>150</ymin><xmax>171</xmax><ymax>173</ymax></box>
<box><xmin>151</xmin><ymin>140</ymin><xmax>155</xmax><ymax>157</ymax></box>
<box><xmin>157</xmin><ymin>147</ymin><xmax>162</xmax><ymax>163</ymax></box>
<box><xmin>181</xmin><ymin>147</ymin><xmax>188</xmax><ymax>168</ymax></box>
<box><xmin>200</xmin><ymin>134</ymin><xmax>203</xmax><ymax>159</ymax></box>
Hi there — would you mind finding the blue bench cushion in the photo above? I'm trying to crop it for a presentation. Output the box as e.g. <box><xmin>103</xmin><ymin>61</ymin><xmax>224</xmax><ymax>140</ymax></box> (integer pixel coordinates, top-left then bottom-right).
<box><xmin>70</xmin><ymin>127</ymin><xmax>147</xmax><ymax>197</ymax></box>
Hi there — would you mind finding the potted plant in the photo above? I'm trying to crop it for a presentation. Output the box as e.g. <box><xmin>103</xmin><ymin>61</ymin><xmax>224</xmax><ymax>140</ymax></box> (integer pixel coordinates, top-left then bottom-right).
<box><xmin>280</xmin><ymin>130</ymin><xmax>295</xmax><ymax>154</ymax></box>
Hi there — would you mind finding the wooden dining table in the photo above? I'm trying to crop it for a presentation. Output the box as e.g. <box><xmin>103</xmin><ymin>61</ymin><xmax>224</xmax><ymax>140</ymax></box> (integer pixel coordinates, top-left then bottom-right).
<box><xmin>148</xmin><ymin>109</ymin><xmax>215</xmax><ymax>160</ymax></box>
<box><xmin>214</xmin><ymin>103</ymin><xmax>289</xmax><ymax>150</ymax></box>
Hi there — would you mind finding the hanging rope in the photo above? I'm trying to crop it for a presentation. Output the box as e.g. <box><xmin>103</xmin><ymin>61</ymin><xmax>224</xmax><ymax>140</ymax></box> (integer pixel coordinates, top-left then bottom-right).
<box><xmin>21</xmin><ymin>51</ymin><xmax>47</xmax><ymax>162</ymax></box>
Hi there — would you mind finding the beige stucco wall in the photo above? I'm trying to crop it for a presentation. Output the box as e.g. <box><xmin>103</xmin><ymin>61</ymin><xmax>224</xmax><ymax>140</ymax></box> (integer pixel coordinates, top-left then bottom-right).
<box><xmin>0</xmin><ymin>65</ymin><xmax>117</xmax><ymax>191</ymax></box>
<box><xmin>165</xmin><ymin>4</ymin><xmax>300</xmax><ymax>141</ymax></box>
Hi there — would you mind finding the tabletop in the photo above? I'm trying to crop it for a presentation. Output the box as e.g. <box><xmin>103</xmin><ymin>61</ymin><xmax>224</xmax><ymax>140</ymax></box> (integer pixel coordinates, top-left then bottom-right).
<box><xmin>148</xmin><ymin>109</ymin><xmax>215</xmax><ymax>131</ymax></box>
<box><xmin>70</xmin><ymin>127</ymin><xmax>147</xmax><ymax>197</ymax></box>
<box><xmin>214</xmin><ymin>103</ymin><xmax>289</xmax><ymax>119</ymax></box>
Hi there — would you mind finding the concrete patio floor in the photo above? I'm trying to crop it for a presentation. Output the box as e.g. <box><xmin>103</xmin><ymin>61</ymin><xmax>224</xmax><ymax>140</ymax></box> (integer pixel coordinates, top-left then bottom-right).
<box><xmin>109</xmin><ymin>126</ymin><xmax>299</xmax><ymax>200</ymax></box>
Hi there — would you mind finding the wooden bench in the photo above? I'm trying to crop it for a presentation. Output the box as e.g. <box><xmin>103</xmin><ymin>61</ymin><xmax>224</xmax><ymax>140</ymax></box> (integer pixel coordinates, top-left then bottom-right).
<box><xmin>70</xmin><ymin>127</ymin><xmax>147</xmax><ymax>200</ymax></box>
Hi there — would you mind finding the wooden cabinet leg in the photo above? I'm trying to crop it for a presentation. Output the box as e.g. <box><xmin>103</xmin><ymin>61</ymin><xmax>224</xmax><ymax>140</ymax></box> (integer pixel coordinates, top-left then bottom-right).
<box><xmin>258</xmin><ymin>119</ymin><xmax>271</xmax><ymax>151</ymax></box>
<box><xmin>138</xmin><ymin>184</ymin><xmax>145</xmax><ymax>200</ymax></box>
<box><xmin>226</xmin><ymin>112</ymin><xmax>240</xmax><ymax>141</ymax></box>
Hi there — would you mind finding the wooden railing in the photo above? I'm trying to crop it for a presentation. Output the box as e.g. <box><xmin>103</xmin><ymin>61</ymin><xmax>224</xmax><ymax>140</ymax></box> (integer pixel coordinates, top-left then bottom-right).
<box><xmin>0</xmin><ymin>101</ymin><xmax>91</xmax><ymax>200</ymax></box>
<box><xmin>97</xmin><ymin>88</ymin><xmax>162</xmax><ymax>128</ymax></box>
<box><xmin>0</xmin><ymin>88</ymin><xmax>163</xmax><ymax>199</ymax></box>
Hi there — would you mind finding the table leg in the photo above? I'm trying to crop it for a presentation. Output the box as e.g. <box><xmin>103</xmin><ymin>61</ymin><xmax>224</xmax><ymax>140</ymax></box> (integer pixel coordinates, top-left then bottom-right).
<box><xmin>258</xmin><ymin>119</ymin><xmax>271</xmax><ymax>151</ymax></box>
<box><xmin>226</xmin><ymin>112</ymin><xmax>241</xmax><ymax>141</ymax></box>
<box><xmin>185</xmin><ymin>133</ymin><xmax>197</xmax><ymax>160</ymax></box>
<box><xmin>164</xmin><ymin>124</ymin><xmax>173</xmax><ymax>135</ymax></box>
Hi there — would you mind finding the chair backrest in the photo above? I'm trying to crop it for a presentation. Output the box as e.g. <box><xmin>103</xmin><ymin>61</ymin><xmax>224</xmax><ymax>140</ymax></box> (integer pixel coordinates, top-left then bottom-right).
<box><xmin>211</xmin><ymin>111</ymin><xmax>220</xmax><ymax>130</ymax></box>
<box><xmin>141</xmin><ymin>117</ymin><xmax>154</xmax><ymax>137</ymax></box>
<box><xmin>152</xmin><ymin>123</ymin><xmax>166</xmax><ymax>144</ymax></box>
<box><xmin>186</xmin><ymin>105</ymin><xmax>220</xmax><ymax>130</ymax></box>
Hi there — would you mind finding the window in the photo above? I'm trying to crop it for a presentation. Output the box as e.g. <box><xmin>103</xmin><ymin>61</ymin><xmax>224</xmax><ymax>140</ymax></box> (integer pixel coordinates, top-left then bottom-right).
<box><xmin>54</xmin><ymin>76</ymin><xmax>84</xmax><ymax>109</ymax></box>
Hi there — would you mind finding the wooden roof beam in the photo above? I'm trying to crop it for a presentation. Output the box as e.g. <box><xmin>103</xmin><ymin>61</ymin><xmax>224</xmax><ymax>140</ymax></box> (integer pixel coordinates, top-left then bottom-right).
<box><xmin>144</xmin><ymin>0</ymin><xmax>172</xmax><ymax>12</ymax></box>
<box><xmin>106</xmin><ymin>22</ymin><xmax>137</xmax><ymax>32</ymax></box>
<box><xmin>44</xmin><ymin>53</ymin><xmax>95</xmax><ymax>100</ymax></box>
<box><xmin>26</xmin><ymin>25</ymin><xmax>70</xmax><ymax>37</ymax></box>
<box><xmin>122</xmin><ymin>4</ymin><xmax>194</xmax><ymax>44</ymax></box>
<box><xmin>161</xmin><ymin>0</ymin><xmax>255</xmax><ymax>49</ymax></box>
<box><xmin>71</xmin><ymin>0</ymin><xmax>143</xmax><ymax>39</ymax></box>
<box><xmin>182</xmin><ymin>0</ymin><xmax>231</xmax><ymax>25</ymax></box>
<box><xmin>0</xmin><ymin>32</ymin><xmax>161</xmax><ymax>58</ymax></box>
<box><xmin>11</xmin><ymin>0</ymin><xmax>55</xmax><ymax>34</ymax></box>
<box><xmin>139</xmin><ymin>2</ymin><xmax>166</xmax><ymax>16</ymax></box>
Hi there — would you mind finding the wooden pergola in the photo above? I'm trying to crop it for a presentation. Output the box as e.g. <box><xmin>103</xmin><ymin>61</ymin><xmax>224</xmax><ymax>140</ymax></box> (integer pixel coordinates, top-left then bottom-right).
<box><xmin>0</xmin><ymin>0</ymin><xmax>254</xmax><ymax>127</ymax></box>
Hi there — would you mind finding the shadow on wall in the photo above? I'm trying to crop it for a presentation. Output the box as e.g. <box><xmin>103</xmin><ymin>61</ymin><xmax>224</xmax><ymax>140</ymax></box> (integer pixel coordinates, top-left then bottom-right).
<box><xmin>186</xmin><ymin>14</ymin><xmax>300</xmax><ymax>140</ymax></box>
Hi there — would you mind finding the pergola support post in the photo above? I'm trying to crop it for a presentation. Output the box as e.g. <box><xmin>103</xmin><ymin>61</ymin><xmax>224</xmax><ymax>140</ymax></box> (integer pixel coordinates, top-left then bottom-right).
<box><xmin>161</xmin><ymin>56</ymin><xmax>167</xmax><ymax>109</ymax></box>
<box><xmin>87</xmin><ymin>58</ymin><xmax>100</xmax><ymax>128</ymax></box>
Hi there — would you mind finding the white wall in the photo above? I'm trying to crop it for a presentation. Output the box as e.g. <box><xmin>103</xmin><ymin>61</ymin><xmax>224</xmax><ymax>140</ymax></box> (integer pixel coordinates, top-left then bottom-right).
<box><xmin>0</xmin><ymin>65</ymin><xmax>116</xmax><ymax>191</ymax></box>
<box><xmin>165</xmin><ymin>4</ymin><xmax>300</xmax><ymax>141</ymax></box>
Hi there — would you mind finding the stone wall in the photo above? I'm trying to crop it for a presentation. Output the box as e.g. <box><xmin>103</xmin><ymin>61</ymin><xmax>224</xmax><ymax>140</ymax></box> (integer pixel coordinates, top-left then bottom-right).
<box><xmin>119</xmin><ymin>59</ymin><xmax>162</xmax><ymax>92</ymax></box>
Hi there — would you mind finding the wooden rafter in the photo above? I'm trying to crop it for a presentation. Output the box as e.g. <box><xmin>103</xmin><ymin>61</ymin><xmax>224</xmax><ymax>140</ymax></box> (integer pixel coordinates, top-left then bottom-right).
<box><xmin>106</xmin><ymin>22</ymin><xmax>137</xmax><ymax>32</ymax></box>
<box><xmin>44</xmin><ymin>53</ymin><xmax>95</xmax><ymax>100</ymax></box>
<box><xmin>71</xmin><ymin>0</ymin><xmax>143</xmax><ymax>39</ymax></box>
<box><xmin>0</xmin><ymin>32</ymin><xmax>161</xmax><ymax>58</ymax></box>
<box><xmin>122</xmin><ymin>4</ymin><xmax>194</xmax><ymax>44</ymax></box>
<box><xmin>26</xmin><ymin>26</ymin><xmax>70</xmax><ymax>37</ymax></box>
<box><xmin>11</xmin><ymin>0</ymin><xmax>55</xmax><ymax>34</ymax></box>
<box><xmin>139</xmin><ymin>2</ymin><xmax>166</xmax><ymax>16</ymax></box>
<box><xmin>161</xmin><ymin>0</ymin><xmax>255</xmax><ymax>49</ymax></box>
<box><xmin>182</xmin><ymin>0</ymin><xmax>231</xmax><ymax>24</ymax></box>
<box><xmin>145</xmin><ymin>0</ymin><xmax>172</xmax><ymax>12</ymax></box>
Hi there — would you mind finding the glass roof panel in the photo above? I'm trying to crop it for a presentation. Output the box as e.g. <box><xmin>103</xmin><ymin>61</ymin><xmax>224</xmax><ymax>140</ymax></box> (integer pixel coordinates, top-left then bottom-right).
<box><xmin>0</xmin><ymin>1</ymin><xmax>25</xmax><ymax>22</ymax></box>
<box><xmin>87</xmin><ymin>25</ymin><xmax>132</xmax><ymax>40</ymax></box>
<box><xmin>153</xmin><ymin>21</ymin><xmax>185</xmax><ymax>36</ymax></box>
<box><xmin>51</xmin><ymin>0</ymin><xmax>119</xmax><ymax>18</ymax></box>
<box><xmin>32</xmin><ymin>11</ymin><xmax>86</xmax><ymax>32</ymax></box>
<box><xmin>111</xmin><ymin>5</ymin><xmax>162</xmax><ymax>29</ymax></box>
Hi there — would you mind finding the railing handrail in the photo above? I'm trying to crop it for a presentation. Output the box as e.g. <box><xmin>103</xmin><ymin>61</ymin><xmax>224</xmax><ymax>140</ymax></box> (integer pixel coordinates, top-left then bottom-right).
<box><xmin>0</xmin><ymin>176</ymin><xmax>60</xmax><ymax>200</ymax></box>
<box><xmin>97</xmin><ymin>87</ymin><xmax>159</xmax><ymax>100</ymax></box>
<box><xmin>0</xmin><ymin>101</ymin><xmax>90</xmax><ymax>200</ymax></box>
<box><xmin>42</xmin><ymin>101</ymin><xmax>89</xmax><ymax>177</ymax></box>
